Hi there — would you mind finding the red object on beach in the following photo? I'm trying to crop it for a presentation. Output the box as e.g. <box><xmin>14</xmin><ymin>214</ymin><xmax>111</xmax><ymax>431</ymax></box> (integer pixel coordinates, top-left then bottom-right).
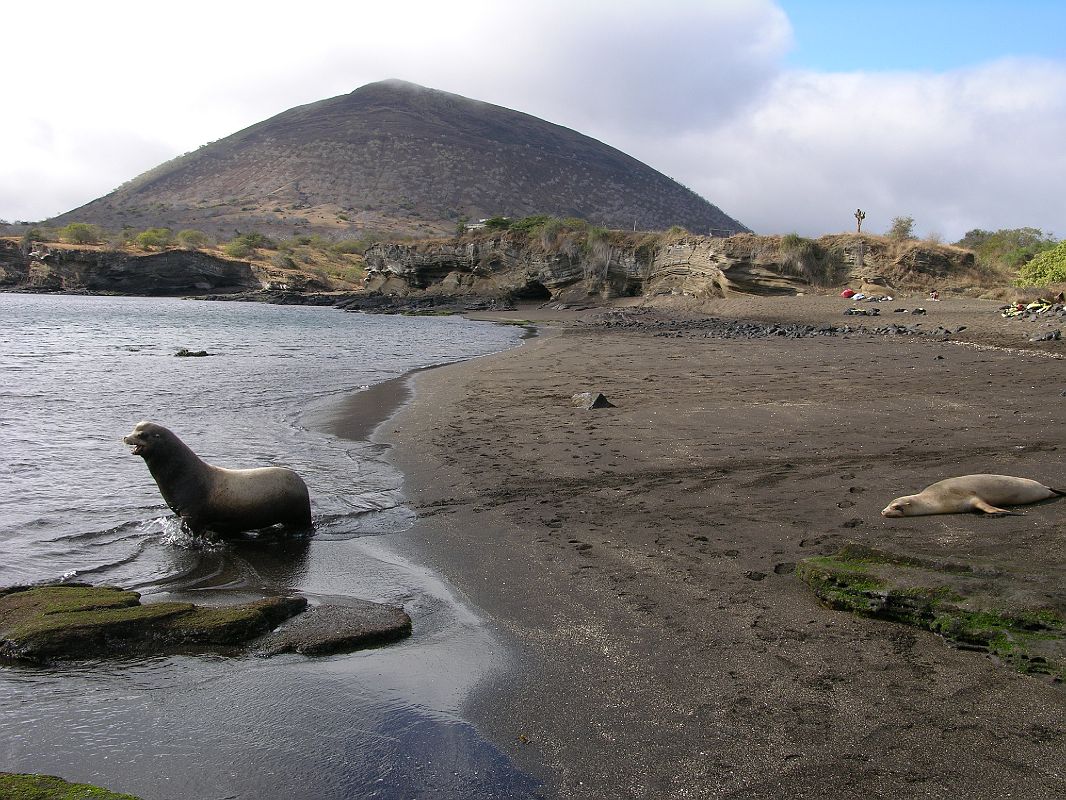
<box><xmin>841</xmin><ymin>289</ymin><xmax>856</xmax><ymax>298</ymax></box>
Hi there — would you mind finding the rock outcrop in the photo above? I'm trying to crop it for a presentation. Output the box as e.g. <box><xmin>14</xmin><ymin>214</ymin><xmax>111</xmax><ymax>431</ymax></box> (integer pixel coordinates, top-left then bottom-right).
<box><xmin>0</xmin><ymin>240</ymin><xmax>262</xmax><ymax>294</ymax></box>
<box><xmin>362</xmin><ymin>232</ymin><xmax>977</xmax><ymax>304</ymax></box>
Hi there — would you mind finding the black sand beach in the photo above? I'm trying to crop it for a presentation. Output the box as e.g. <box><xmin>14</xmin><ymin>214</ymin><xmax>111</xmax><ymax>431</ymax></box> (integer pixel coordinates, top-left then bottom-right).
<box><xmin>364</xmin><ymin>295</ymin><xmax>1065</xmax><ymax>798</ymax></box>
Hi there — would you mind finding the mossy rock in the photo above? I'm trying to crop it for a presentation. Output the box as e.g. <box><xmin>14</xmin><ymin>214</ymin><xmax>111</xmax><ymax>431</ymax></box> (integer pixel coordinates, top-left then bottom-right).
<box><xmin>0</xmin><ymin>772</ymin><xmax>142</xmax><ymax>799</ymax></box>
<box><xmin>798</xmin><ymin>545</ymin><xmax>1065</xmax><ymax>680</ymax></box>
<box><xmin>0</xmin><ymin>584</ymin><xmax>306</xmax><ymax>663</ymax></box>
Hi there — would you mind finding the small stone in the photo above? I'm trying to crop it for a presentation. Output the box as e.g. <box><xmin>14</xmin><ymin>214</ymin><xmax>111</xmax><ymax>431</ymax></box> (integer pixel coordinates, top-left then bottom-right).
<box><xmin>571</xmin><ymin>391</ymin><xmax>615</xmax><ymax>410</ymax></box>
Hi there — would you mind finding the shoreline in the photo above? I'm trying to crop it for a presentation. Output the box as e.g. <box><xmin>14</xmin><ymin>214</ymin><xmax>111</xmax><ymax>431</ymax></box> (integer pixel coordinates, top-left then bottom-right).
<box><xmin>377</xmin><ymin>295</ymin><xmax>1065</xmax><ymax>798</ymax></box>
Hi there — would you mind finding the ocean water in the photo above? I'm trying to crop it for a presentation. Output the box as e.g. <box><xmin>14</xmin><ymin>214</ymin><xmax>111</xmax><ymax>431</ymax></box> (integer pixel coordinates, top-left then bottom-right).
<box><xmin>0</xmin><ymin>294</ymin><xmax>540</xmax><ymax>799</ymax></box>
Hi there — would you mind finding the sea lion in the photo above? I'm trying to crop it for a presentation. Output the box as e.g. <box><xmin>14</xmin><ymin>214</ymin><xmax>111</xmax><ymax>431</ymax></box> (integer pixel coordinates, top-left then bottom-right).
<box><xmin>881</xmin><ymin>474</ymin><xmax>1063</xmax><ymax>517</ymax></box>
<box><xmin>124</xmin><ymin>421</ymin><xmax>312</xmax><ymax>535</ymax></box>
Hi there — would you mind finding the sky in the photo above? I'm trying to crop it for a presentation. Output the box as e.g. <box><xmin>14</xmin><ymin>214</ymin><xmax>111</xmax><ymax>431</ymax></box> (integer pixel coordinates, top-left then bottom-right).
<box><xmin>2</xmin><ymin>0</ymin><xmax>1063</xmax><ymax>241</ymax></box>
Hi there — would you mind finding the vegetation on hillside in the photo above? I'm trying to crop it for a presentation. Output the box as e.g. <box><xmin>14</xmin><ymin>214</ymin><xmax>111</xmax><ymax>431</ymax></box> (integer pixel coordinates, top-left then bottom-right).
<box><xmin>777</xmin><ymin>233</ymin><xmax>847</xmax><ymax>285</ymax></box>
<box><xmin>1014</xmin><ymin>240</ymin><xmax>1066</xmax><ymax>287</ymax></box>
<box><xmin>955</xmin><ymin>228</ymin><xmax>1057</xmax><ymax>271</ymax></box>
<box><xmin>887</xmin><ymin>216</ymin><xmax>916</xmax><ymax>241</ymax></box>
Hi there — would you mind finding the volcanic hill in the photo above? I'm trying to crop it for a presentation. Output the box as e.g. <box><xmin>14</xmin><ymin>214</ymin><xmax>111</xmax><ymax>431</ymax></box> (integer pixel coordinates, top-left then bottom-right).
<box><xmin>51</xmin><ymin>80</ymin><xmax>747</xmax><ymax>239</ymax></box>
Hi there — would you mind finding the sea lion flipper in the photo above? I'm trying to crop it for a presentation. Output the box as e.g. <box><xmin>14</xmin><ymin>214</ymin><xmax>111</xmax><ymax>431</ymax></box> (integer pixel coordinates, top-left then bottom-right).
<box><xmin>971</xmin><ymin>498</ymin><xmax>1012</xmax><ymax>515</ymax></box>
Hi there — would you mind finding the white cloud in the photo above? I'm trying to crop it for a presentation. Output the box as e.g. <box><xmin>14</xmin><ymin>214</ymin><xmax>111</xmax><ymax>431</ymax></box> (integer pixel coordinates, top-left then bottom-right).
<box><xmin>618</xmin><ymin>57</ymin><xmax>1066</xmax><ymax>239</ymax></box>
<box><xmin>1</xmin><ymin>1</ymin><xmax>1062</xmax><ymax>242</ymax></box>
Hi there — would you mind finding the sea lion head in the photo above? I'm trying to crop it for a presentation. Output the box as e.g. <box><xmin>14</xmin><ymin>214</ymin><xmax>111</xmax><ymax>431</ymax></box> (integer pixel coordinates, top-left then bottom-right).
<box><xmin>880</xmin><ymin>496</ymin><xmax>917</xmax><ymax>517</ymax></box>
<box><xmin>123</xmin><ymin>421</ymin><xmax>175</xmax><ymax>459</ymax></box>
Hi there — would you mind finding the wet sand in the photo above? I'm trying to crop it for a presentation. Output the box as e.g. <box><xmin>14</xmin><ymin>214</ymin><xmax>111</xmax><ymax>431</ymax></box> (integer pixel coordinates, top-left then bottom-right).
<box><xmin>372</xmin><ymin>295</ymin><xmax>1065</xmax><ymax>798</ymax></box>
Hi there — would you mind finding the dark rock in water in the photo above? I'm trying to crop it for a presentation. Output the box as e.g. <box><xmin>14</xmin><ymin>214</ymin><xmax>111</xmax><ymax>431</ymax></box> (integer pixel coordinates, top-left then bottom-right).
<box><xmin>571</xmin><ymin>392</ymin><xmax>615</xmax><ymax>410</ymax></box>
<box><xmin>0</xmin><ymin>772</ymin><xmax>143</xmax><ymax>800</ymax></box>
<box><xmin>0</xmin><ymin>583</ymin><xmax>306</xmax><ymax>663</ymax></box>
<box><xmin>175</xmin><ymin>348</ymin><xmax>210</xmax><ymax>357</ymax></box>
<box><xmin>254</xmin><ymin>600</ymin><xmax>413</xmax><ymax>656</ymax></box>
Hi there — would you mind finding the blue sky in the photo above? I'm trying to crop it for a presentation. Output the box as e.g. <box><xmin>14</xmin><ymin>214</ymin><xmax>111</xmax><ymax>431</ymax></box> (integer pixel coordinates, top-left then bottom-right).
<box><xmin>780</xmin><ymin>0</ymin><xmax>1065</xmax><ymax>71</ymax></box>
<box><xmin>1</xmin><ymin>0</ymin><xmax>1063</xmax><ymax>240</ymax></box>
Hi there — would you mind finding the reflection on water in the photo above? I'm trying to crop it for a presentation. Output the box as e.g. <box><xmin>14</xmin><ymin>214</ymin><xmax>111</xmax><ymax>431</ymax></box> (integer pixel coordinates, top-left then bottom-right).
<box><xmin>0</xmin><ymin>295</ymin><xmax>539</xmax><ymax>799</ymax></box>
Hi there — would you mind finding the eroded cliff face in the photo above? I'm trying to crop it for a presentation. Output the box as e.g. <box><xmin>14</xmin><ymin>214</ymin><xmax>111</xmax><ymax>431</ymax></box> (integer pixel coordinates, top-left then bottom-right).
<box><xmin>363</xmin><ymin>232</ymin><xmax>977</xmax><ymax>303</ymax></box>
<box><xmin>0</xmin><ymin>240</ymin><xmax>263</xmax><ymax>294</ymax></box>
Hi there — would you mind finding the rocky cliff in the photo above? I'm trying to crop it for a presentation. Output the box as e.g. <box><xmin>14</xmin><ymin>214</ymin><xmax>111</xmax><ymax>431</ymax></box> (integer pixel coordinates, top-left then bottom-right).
<box><xmin>363</xmin><ymin>231</ymin><xmax>978</xmax><ymax>303</ymax></box>
<box><xmin>0</xmin><ymin>239</ymin><xmax>265</xmax><ymax>295</ymax></box>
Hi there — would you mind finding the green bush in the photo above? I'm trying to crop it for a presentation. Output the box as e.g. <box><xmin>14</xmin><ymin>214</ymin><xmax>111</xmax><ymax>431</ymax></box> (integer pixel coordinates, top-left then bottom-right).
<box><xmin>956</xmin><ymin>227</ymin><xmax>1056</xmax><ymax>271</ymax></box>
<box><xmin>135</xmin><ymin>228</ymin><xmax>173</xmax><ymax>250</ymax></box>
<box><xmin>887</xmin><ymin>216</ymin><xmax>915</xmax><ymax>241</ymax></box>
<box><xmin>176</xmin><ymin>229</ymin><xmax>210</xmax><ymax>249</ymax></box>
<box><xmin>223</xmin><ymin>240</ymin><xmax>254</xmax><ymax>259</ymax></box>
<box><xmin>780</xmin><ymin>233</ymin><xmax>816</xmax><ymax>257</ymax></box>
<box><xmin>1015</xmin><ymin>241</ymin><xmax>1066</xmax><ymax>286</ymax></box>
<box><xmin>235</xmin><ymin>231</ymin><xmax>276</xmax><ymax>249</ymax></box>
<box><xmin>483</xmin><ymin>216</ymin><xmax>512</xmax><ymax>231</ymax></box>
<box><xmin>58</xmin><ymin>222</ymin><xmax>103</xmax><ymax>244</ymax></box>
<box><xmin>223</xmin><ymin>232</ymin><xmax>275</xmax><ymax>259</ymax></box>
<box><xmin>330</xmin><ymin>239</ymin><xmax>368</xmax><ymax>255</ymax></box>
<box><xmin>509</xmin><ymin>215</ymin><xmax>553</xmax><ymax>235</ymax></box>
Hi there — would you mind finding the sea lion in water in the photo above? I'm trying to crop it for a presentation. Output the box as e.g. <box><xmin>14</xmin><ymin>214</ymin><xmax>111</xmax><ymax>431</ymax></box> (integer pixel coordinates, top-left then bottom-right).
<box><xmin>124</xmin><ymin>421</ymin><xmax>312</xmax><ymax>535</ymax></box>
<box><xmin>881</xmin><ymin>474</ymin><xmax>1063</xmax><ymax>517</ymax></box>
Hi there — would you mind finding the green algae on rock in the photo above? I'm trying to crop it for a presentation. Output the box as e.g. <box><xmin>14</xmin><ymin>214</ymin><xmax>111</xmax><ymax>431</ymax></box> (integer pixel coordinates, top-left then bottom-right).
<box><xmin>798</xmin><ymin>544</ymin><xmax>1065</xmax><ymax>680</ymax></box>
<box><xmin>0</xmin><ymin>583</ymin><xmax>306</xmax><ymax>663</ymax></box>
<box><xmin>0</xmin><ymin>771</ymin><xmax>143</xmax><ymax>800</ymax></box>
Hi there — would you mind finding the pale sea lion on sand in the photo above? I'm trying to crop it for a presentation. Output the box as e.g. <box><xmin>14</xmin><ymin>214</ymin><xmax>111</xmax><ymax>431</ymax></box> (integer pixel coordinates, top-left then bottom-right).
<box><xmin>124</xmin><ymin>421</ymin><xmax>312</xmax><ymax>535</ymax></box>
<box><xmin>881</xmin><ymin>474</ymin><xmax>1063</xmax><ymax>517</ymax></box>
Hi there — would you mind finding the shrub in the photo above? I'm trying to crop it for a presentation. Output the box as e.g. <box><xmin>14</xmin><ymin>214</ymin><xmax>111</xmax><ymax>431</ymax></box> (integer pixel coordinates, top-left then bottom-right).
<box><xmin>330</xmin><ymin>239</ymin><xmax>368</xmax><ymax>255</ymax></box>
<box><xmin>271</xmin><ymin>253</ymin><xmax>297</xmax><ymax>270</ymax></box>
<box><xmin>483</xmin><ymin>216</ymin><xmax>512</xmax><ymax>231</ymax></box>
<box><xmin>176</xmin><ymin>229</ymin><xmax>210</xmax><ymax>249</ymax></box>
<box><xmin>1015</xmin><ymin>241</ymin><xmax>1066</xmax><ymax>286</ymax></box>
<box><xmin>135</xmin><ymin>228</ymin><xmax>173</xmax><ymax>250</ymax></box>
<box><xmin>223</xmin><ymin>231</ymin><xmax>275</xmax><ymax>259</ymax></box>
<box><xmin>537</xmin><ymin>218</ymin><xmax>565</xmax><ymax>250</ymax></box>
<box><xmin>21</xmin><ymin>229</ymin><xmax>45</xmax><ymax>247</ymax></box>
<box><xmin>235</xmin><ymin>231</ymin><xmax>275</xmax><ymax>249</ymax></box>
<box><xmin>223</xmin><ymin>240</ymin><xmax>254</xmax><ymax>259</ymax></box>
<box><xmin>509</xmin><ymin>215</ymin><xmax>553</xmax><ymax>235</ymax></box>
<box><xmin>956</xmin><ymin>227</ymin><xmax>1056</xmax><ymax>271</ymax></box>
<box><xmin>887</xmin><ymin>216</ymin><xmax>915</xmax><ymax>241</ymax></box>
<box><xmin>58</xmin><ymin>222</ymin><xmax>102</xmax><ymax>245</ymax></box>
<box><xmin>780</xmin><ymin>233</ymin><xmax>816</xmax><ymax>256</ymax></box>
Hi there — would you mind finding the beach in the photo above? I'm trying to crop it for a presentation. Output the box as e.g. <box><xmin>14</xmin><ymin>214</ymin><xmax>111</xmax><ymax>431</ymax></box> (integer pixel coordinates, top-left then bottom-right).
<box><xmin>379</xmin><ymin>295</ymin><xmax>1065</xmax><ymax>798</ymax></box>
